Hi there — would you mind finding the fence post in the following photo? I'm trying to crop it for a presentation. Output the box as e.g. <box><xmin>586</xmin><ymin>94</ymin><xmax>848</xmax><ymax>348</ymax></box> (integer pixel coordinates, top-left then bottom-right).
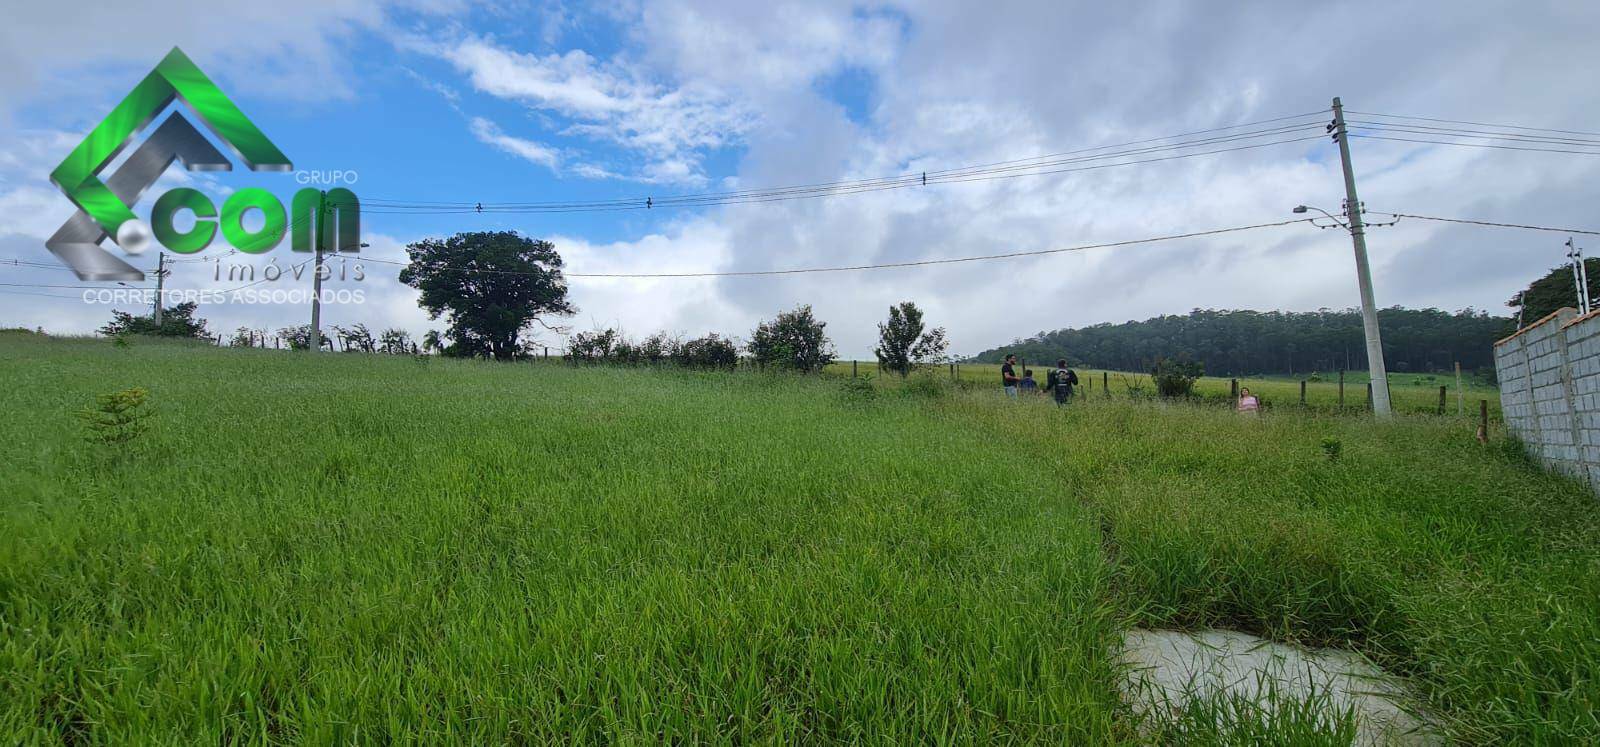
<box><xmin>1103</xmin><ymin>371</ymin><xmax>1109</xmax><ymax>395</ymax></box>
<box><xmin>544</xmin><ymin>346</ymin><xmax>549</xmax><ymax>359</ymax></box>
<box><xmin>853</xmin><ymin>360</ymin><xmax>858</xmax><ymax>377</ymax></box>
<box><xmin>1300</xmin><ymin>380</ymin><xmax>1306</xmax><ymax>405</ymax></box>
<box><xmin>1367</xmin><ymin>382</ymin><xmax>1374</xmax><ymax>410</ymax></box>
<box><xmin>949</xmin><ymin>362</ymin><xmax>955</xmax><ymax>380</ymax></box>
<box><xmin>1230</xmin><ymin>379</ymin><xmax>1238</xmax><ymax>399</ymax></box>
<box><xmin>1339</xmin><ymin>370</ymin><xmax>1346</xmax><ymax>408</ymax></box>
<box><xmin>1438</xmin><ymin>385</ymin><xmax>1447</xmax><ymax>415</ymax></box>
<box><xmin>1480</xmin><ymin>399</ymin><xmax>1489</xmax><ymax>438</ymax></box>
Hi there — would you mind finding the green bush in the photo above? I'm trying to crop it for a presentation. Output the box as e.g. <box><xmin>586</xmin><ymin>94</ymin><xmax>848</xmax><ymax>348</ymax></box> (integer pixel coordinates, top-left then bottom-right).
<box><xmin>1153</xmin><ymin>356</ymin><xmax>1204</xmax><ymax>398</ymax></box>
<box><xmin>76</xmin><ymin>387</ymin><xmax>153</xmax><ymax>447</ymax></box>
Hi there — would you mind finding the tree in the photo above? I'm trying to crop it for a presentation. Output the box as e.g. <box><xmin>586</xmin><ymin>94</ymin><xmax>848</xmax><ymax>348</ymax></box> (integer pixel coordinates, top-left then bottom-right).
<box><xmin>1509</xmin><ymin>258</ymin><xmax>1600</xmax><ymax>324</ymax></box>
<box><xmin>378</xmin><ymin>328</ymin><xmax>414</xmax><ymax>355</ymax></box>
<box><xmin>400</xmin><ymin>231</ymin><xmax>575</xmax><ymax>361</ymax></box>
<box><xmin>748</xmin><ymin>305</ymin><xmax>835</xmax><ymax>372</ymax></box>
<box><xmin>422</xmin><ymin>330</ymin><xmax>443</xmax><ymax>354</ymax></box>
<box><xmin>334</xmin><ymin>323</ymin><xmax>376</xmax><ymax>353</ymax></box>
<box><xmin>229</xmin><ymin>327</ymin><xmax>268</xmax><ymax>348</ymax></box>
<box><xmin>278</xmin><ymin>325</ymin><xmax>313</xmax><ymax>351</ymax></box>
<box><xmin>99</xmin><ymin>302</ymin><xmax>209</xmax><ymax>339</ymax></box>
<box><xmin>969</xmin><ymin>307</ymin><xmax>1512</xmax><ymax>377</ymax></box>
<box><xmin>874</xmin><ymin>301</ymin><xmax>949</xmax><ymax>377</ymax></box>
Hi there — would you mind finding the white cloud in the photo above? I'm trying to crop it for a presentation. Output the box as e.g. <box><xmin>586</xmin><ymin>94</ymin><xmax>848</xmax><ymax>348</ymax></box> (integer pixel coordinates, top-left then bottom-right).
<box><xmin>435</xmin><ymin>35</ymin><xmax>754</xmax><ymax>184</ymax></box>
<box><xmin>469</xmin><ymin>117</ymin><xmax>561</xmax><ymax>170</ymax></box>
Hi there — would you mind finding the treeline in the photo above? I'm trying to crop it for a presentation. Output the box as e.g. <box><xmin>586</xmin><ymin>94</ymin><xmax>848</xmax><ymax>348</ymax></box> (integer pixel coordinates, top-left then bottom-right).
<box><xmin>970</xmin><ymin>308</ymin><xmax>1514</xmax><ymax>376</ymax></box>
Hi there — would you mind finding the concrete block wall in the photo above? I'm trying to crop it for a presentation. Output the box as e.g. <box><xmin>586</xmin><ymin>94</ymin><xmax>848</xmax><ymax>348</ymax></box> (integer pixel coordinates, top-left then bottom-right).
<box><xmin>1494</xmin><ymin>306</ymin><xmax>1600</xmax><ymax>489</ymax></box>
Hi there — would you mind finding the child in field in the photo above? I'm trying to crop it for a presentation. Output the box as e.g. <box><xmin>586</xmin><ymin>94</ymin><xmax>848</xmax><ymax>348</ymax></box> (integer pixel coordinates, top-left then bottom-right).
<box><xmin>1019</xmin><ymin>370</ymin><xmax>1039</xmax><ymax>394</ymax></box>
<box><xmin>1237</xmin><ymin>387</ymin><xmax>1260</xmax><ymax>414</ymax></box>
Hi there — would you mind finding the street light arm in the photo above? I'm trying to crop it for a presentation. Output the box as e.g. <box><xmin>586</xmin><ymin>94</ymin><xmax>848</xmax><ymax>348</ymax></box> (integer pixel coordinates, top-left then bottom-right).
<box><xmin>1293</xmin><ymin>204</ymin><xmax>1349</xmax><ymax>230</ymax></box>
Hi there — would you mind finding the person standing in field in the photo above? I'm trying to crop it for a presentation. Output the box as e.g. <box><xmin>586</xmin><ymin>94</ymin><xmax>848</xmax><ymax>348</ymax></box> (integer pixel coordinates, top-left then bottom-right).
<box><xmin>1001</xmin><ymin>354</ymin><xmax>1020</xmax><ymax>398</ymax></box>
<box><xmin>1237</xmin><ymin>386</ymin><xmax>1260</xmax><ymax>414</ymax></box>
<box><xmin>1020</xmin><ymin>369</ymin><xmax>1039</xmax><ymax>394</ymax></box>
<box><xmin>1044</xmin><ymin>359</ymin><xmax>1079</xmax><ymax>405</ymax></box>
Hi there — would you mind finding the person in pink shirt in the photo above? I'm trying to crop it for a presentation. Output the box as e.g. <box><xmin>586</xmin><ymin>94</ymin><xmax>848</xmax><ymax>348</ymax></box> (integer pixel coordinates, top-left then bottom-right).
<box><xmin>1237</xmin><ymin>387</ymin><xmax>1260</xmax><ymax>414</ymax></box>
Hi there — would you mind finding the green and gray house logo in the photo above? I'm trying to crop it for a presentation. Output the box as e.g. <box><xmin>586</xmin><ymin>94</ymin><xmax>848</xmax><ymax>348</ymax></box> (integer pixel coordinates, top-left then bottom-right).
<box><xmin>48</xmin><ymin>47</ymin><xmax>358</xmax><ymax>282</ymax></box>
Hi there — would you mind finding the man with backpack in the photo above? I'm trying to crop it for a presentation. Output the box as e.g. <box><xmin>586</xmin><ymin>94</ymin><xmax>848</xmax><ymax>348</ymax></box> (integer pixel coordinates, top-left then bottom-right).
<box><xmin>1044</xmin><ymin>358</ymin><xmax>1079</xmax><ymax>405</ymax></box>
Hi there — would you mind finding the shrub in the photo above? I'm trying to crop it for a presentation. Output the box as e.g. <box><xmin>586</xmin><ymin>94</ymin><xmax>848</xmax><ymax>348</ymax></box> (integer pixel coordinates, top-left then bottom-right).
<box><xmin>568</xmin><ymin>329</ymin><xmax>737</xmax><ymax>369</ymax></box>
<box><xmin>1152</xmin><ymin>356</ymin><xmax>1204</xmax><ymax>398</ymax></box>
<box><xmin>99</xmin><ymin>302</ymin><xmax>210</xmax><ymax>339</ymax></box>
<box><xmin>1320</xmin><ymin>437</ymin><xmax>1343</xmax><ymax>462</ymax></box>
<box><xmin>902</xmin><ymin>372</ymin><xmax>950</xmax><ymax>399</ymax></box>
<box><xmin>77</xmin><ymin>387</ymin><xmax>154</xmax><ymax>447</ymax></box>
<box><xmin>748</xmin><ymin>305</ymin><xmax>835</xmax><ymax>373</ymax></box>
<box><xmin>675</xmin><ymin>334</ymin><xmax>738</xmax><ymax>369</ymax></box>
<box><xmin>379</xmin><ymin>328</ymin><xmax>416</xmax><ymax>355</ymax></box>
<box><xmin>567</xmin><ymin>328</ymin><xmax>620</xmax><ymax>363</ymax></box>
<box><xmin>837</xmin><ymin>376</ymin><xmax>877</xmax><ymax>405</ymax></box>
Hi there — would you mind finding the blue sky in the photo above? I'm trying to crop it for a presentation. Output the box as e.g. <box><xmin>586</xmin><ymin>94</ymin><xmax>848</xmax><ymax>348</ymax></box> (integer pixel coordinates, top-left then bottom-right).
<box><xmin>4</xmin><ymin>1</ymin><xmax>1600</xmax><ymax>357</ymax></box>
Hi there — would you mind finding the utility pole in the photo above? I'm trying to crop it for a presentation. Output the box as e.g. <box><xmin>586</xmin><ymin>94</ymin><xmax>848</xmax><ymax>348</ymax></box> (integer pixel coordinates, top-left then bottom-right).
<box><xmin>1566</xmin><ymin>238</ymin><xmax>1591</xmax><ymax>314</ymax></box>
<box><xmin>152</xmin><ymin>251</ymin><xmax>166</xmax><ymax>324</ymax></box>
<box><xmin>1331</xmin><ymin>97</ymin><xmax>1392</xmax><ymax>417</ymax></box>
<box><xmin>308</xmin><ymin>190</ymin><xmax>326</xmax><ymax>352</ymax></box>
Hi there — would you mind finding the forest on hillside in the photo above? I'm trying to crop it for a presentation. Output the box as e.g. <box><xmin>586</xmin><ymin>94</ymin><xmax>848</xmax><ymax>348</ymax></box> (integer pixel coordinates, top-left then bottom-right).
<box><xmin>969</xmin><ymin>308</ymin><xmax>1514</xmax><ymax>376</ymax></box>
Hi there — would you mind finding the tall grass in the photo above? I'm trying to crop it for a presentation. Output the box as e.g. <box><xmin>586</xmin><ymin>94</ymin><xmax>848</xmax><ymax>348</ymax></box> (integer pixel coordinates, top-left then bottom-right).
<box><xmin>1</xmin><ymin>332</ymin><xmax>1595</xmax><ymax>742</ymax></box>
<box><xmin>827</xmin><ymin>360</ymin><xmax>1502</xmax><ymax>417</ymax></box>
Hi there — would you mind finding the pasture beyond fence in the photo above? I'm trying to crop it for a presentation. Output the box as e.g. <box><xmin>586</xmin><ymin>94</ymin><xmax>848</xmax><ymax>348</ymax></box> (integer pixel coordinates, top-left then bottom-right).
<box><xmin>1494</xmin><ymin>306</ymin><xmax>1600</xmax><ymax>493</ymax></box>
<box><xmin>828</xmin><ymin>360</ymin><xmax>1497</xmax><ymax>418</ymax></box>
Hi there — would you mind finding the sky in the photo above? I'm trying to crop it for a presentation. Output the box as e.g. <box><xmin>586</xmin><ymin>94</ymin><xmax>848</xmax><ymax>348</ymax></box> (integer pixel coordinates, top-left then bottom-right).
<box><xmin>3</xmin><ymin>0</ymin><xmax>1599</xmax><ymax>358</ymax></box>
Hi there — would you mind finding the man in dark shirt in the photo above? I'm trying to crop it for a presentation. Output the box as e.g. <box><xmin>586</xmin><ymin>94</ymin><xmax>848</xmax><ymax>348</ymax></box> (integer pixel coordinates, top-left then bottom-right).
<box><xmin>1044</xmin><ymin>358</ymin><xmax>1079</xmax><ymax>405</ymax></box>
<box><xmin>1001</xmin><ymin>354</ymin><xmax>1020</xmax><ymax>398</ymax></box>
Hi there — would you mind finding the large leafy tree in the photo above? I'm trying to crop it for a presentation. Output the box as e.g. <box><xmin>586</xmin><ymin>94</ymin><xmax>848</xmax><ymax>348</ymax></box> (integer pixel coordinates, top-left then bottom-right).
<box><xmin>874</xmin><ymin>301</ymin><xmax>949</xmax><ymax>377</ymax></box>
<box><xmin>99</xmin><ymin>302</ymin><xmax>209</xmax><ymax>339</ymax></box>
<box><xmin>400</xmin><ymin>231</ymin><xmax>575</xmax><ymax>360</ymax></box>
<box><xmin>1509</xmin><ymin>258</ymin><xmax>1600</xmax><ymax>324</ymax></box>
<box><xmin>748</xmin><ymin>305</ymin><xmax>835</xmax><ymax>372</ymax></box>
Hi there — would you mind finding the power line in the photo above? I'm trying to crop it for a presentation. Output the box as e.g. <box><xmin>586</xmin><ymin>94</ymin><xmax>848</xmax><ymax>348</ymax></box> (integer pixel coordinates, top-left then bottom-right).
<box><xmin>346</xmin><ymin>115</ymin><xmax>1332</xmax><ymax>214</ymax></box>
<box><xmin>1343</xmin><ymin>120</ymin><xmax>1600</xmax><ymax>147</ymax></box>
<box><xmin>1345</xmin><ymin>109</ymin><xmax>1600</xmax><ymax>139</ymax></box>
<box><xmin>351</xmin><ymin>132</ymin><xmax>1328</xmax><ymax>215</ymax></box>
<box><xmin>0</xmin><ymin>281</ymin><xmax>157</xmax><ymax>290</ymax></box>
<box><xmin>1347</xmin><ymin>133</ymin><xmax>1600</xmax><ymax>156</ymax></box>
<box><xmin>356</xmin><ymin>218</ymin><xmax>1317</xmax><ymax>279</ymax></box>
<box><xmin>0</xmin><ymin>288</ymin><xmax>95</xmax><ymax>300</ymax></box>
<box><xmin>1366</xmin><ymin>211</ymin><xmax>1600</xmax><ymax>236</ymax></box>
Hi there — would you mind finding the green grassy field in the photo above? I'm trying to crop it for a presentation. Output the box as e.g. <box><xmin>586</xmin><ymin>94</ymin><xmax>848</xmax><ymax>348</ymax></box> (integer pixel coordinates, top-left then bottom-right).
<box><xmin>3</xmin><ymin>332</ymin><xmax>1596</xmax><ymax>743</ymax></box>
<box><xmin>828</xmin><ymin>360</ymin><xmax>1503</xmax><ymax>418</ymax></box>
